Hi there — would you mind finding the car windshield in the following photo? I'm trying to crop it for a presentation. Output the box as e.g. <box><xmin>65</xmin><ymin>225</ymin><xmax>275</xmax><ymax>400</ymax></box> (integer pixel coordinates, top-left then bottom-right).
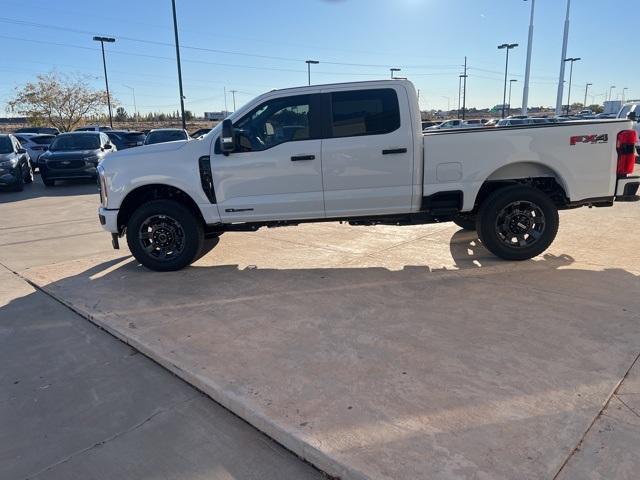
<box><xmin>145</xmin><ymin>130</ymin><xmax>187</xmax><ymax>145</ymax></box>
<box><xmin>0</xmin><ymin>136</ymin><xmax>13</xmax><ymax>154</ymax></box>
<box><xmin>31</xmin><ymin>135</ymin><xmax>55</xmax><ymax>145</ymax></box>
<box><xmin>50</xmin><ymin>134</ymin><xmax>100</xmax><ymax>151</ymax></box>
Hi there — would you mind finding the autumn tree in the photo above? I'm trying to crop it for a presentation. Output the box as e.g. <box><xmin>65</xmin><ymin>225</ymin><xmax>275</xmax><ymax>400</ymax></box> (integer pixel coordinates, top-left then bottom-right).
<box><xmin>7</xmin><ymin>72</ymin><xmax>114</xmax><ymax>132</ymax></box>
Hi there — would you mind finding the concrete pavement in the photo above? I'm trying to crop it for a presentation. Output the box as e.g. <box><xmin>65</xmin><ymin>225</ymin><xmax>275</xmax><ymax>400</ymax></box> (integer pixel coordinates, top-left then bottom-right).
<box><xmin>1</xmin><ymin>175</ymin><xmax>639</xmax><ymax>479</ymax></box>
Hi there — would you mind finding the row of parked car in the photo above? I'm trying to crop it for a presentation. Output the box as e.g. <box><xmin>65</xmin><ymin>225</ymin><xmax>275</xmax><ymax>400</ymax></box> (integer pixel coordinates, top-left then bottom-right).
<box><xmin>1</xmin><ymin>125</ymin><xmax>213</xmax><ymax>191</ymax></box>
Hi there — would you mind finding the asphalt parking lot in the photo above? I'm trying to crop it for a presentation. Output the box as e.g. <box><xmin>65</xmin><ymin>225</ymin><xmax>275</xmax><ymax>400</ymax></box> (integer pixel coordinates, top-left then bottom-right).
<box><xmin>1</xmin><ymin>174</ymin><xmax>639</xmax><ymax>480</ymax></box>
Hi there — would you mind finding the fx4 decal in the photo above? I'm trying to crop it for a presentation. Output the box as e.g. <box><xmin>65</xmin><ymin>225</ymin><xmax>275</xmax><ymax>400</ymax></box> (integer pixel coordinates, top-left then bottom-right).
<box><xmin>570</xmin><ymin>134</ymin><xmax>608</xmax><ymax>146</ymax></box>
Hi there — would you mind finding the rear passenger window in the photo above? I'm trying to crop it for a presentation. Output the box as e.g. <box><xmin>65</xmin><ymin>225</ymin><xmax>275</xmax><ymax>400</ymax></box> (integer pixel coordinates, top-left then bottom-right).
<box><xmin>330</xmin><ymin>88</ymin><xmax>400</xmax><ymax>138</ymax></box>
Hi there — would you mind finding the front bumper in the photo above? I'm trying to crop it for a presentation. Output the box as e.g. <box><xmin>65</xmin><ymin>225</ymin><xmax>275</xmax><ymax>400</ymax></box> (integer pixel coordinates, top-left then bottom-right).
<box><xmin>99</xmin><ymin>207</ymin><xmax>119</xmax><ymax>233</ymax></box>
<box><xmin>40</xmin><ymin>162</ymin><xmax>98</xmax><ymax>180</ymax></box>
<box><xmin>0</xmin><ymin>165</ymin><xmax>19</xmax><ymax>187</ymax></box>
<box><xmin>616</xmin><ymin>176</ymin><xmax>640</xmax><ymax>202</ymax></box>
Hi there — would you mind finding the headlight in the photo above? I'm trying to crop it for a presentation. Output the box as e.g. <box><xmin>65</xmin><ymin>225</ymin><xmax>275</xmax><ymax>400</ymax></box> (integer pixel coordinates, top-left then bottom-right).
<box><xmin>97</xmin><ymin>165</ymin><xmax>108</xmax><ymax>207</ymax></box>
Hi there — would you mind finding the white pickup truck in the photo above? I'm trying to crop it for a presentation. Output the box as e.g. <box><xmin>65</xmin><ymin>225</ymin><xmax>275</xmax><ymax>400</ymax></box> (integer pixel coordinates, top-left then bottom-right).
<box><xmin>97</xmin><ymin>79</ymin><xmax>639</xmax><ymax>271</ymax></box>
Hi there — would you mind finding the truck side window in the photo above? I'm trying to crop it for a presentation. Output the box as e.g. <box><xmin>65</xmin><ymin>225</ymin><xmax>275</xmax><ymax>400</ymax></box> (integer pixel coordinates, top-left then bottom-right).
<box><xmin>330</xmin><ymin>88</ymin><xmax>400</xmax><ymax>138</ymax></box>
<box><xmin>233</xmin><ymin>95</ymin><xmax>312</xmax><ymax>152</ymax></box>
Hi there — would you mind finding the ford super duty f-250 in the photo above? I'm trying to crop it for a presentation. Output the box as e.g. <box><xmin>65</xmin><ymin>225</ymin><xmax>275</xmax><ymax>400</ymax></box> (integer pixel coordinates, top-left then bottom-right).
<box><xmin>97</xmin><ymin>79</ymin><xmax>639</xmax><ymax>271</ymax></box>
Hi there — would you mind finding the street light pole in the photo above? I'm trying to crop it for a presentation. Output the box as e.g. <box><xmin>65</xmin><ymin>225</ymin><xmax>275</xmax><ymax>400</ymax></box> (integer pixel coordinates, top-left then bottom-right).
<box><xmin>608</xmin><ymin>85</ymin><xmax>616</xmax><ymax>102</ymax></box>
<box><xmin>622</xmin><ymin>87</ymin><xmax>628</xmax><ymax>103</ymax></box>
<box><xmin>555</xmin><ymin>0</ymin><xmax>571</xmax><ymax>115</ymax></box>
<box><xmin>508</xmin><ymin>79</ymin><xmax>518</xmax><ymax>115</ymax></box>
<box><xmin>229</xmin><ymin>90</ymin><xmax>237</xmax><ymax>111</ymax></box>
<box><xmin>583</xmin><ymin>82</ymin><xmax>592</xmax><ymax>108</ymax></box>
<box><xmin>305</xmin><ymin>60</ymin><xmax>319</xmax><ymax>86</ymax></box>
<box><xmin>564</xmin><ymin>57</ymin><xmax>580</xmax><ymax>115</ymax></box>
<box><xmin>122</xmin><ymin>84</ymin><xmax>137</xmax><ymax>122</ymax></box>
<box><xmin>522</xmin><ymin>0</ymin><xmax>536</xmax><ymax>115</ymax></box>
<box><xmin>457</xmin><ymin>74</ymin><xmax>462</xmax><ymax>119</ymax></box>
<box><xmin>498</xmin><ymin>43</ymin><xmax>518</xmax><ymax>119</ymax></box>
<box><xmin>461</xmin><ymin>56</ymin><xmax>468</xmax><ymax>120</ymax></box>
<box><xmin>390</xmin><ymin>68</ymin><xmax>401</xmax><ymax>79</ymax></box>
<box><xmin>171</xmin><ymin>0</ymin><xmax>186</xmax><ymax>130</ymax></box>
<box><xmin>93</xmin><ymin>36</ymin><xmax>115</xmax><ymax>128</ymax></box>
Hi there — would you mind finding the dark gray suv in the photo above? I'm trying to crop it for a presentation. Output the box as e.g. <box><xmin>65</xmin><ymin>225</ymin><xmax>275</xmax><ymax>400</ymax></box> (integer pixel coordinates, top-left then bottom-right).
<box><xmin>38</xmin><ymin>132</ymin><xmax>116</xmax><ymax>187</ymax></box>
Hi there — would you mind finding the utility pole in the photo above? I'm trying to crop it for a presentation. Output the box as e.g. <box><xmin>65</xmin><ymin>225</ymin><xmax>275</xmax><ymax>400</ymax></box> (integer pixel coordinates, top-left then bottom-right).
<box><xmin>171</xmin><ymin>0</ymin><xmax>186</xmax><ymax>129</ymax></box>
<box><xmin>564</xmin><ymin>57</ymin><xmax>580</xmax><ymax>115</ymax></box>
<box><xmin>508</xmin><ymin>79</ymin><xmax>518</xmax><ymax>115</ymax></box>
<box><xmin>498</xmin><ymin>43</ymin><xmax>518</xmax><ymax>118</ymax></box>
<box><xmin>223</xmin><ymin>87</ymin><xmax>228</xmax><ymax>113</ymax></box>
<box><xmin>93</xmin><ymin>36</ymin><xmax>115</xmax><ymax>128</ymax></box>
<box><xmin>229</xmin><ymin>90</ymin><xmax>237</xmax><ymax>111</ymax></box>
<box><xmin>305</xmin><ymin>60</ymin><xmax>319</xmax><ymax>86</ymax></box>
<box><xmin>461</xmin><ymin>56</ymin><xmax>468</xmax><ymax>120</ymax></box>
<box><xmin>608</xmin><ymin>85</ymin><xmax>616</xmax><ymax>102</ymax></box>
<box><xmin>457</xmin><ymin>75</ymin><xmax>462</xmax><ymax>119</ymax></box>
<box><xmin>123</xmin><ymin>84</ymin><xmax>137</xmax><ymax>122</ymax></box>
<box><xmin>522</xmin><ymin>0</ymin><xmax>536</xmax><ymax>115</ymax></box>
<box><xmin>555</xmin><ymin>0</ymin><xmax>571</xmax><ymax>115</ymax></box>
<box><xmin>583</xmin><ymin>83</ymin><xmax>592</xmax><ymax>108</ymax></box>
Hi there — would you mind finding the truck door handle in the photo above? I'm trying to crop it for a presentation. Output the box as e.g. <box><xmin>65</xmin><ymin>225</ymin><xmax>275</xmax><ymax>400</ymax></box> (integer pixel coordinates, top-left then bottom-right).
<box><xmin>382</xmin><ymin>148</ymin><xmax>407</xmax><ymax>155</ymax></box>
<box><xmin>291</xmin><ymin>155</ymin><xmax>315</xmax><ymax>161</ymax></box>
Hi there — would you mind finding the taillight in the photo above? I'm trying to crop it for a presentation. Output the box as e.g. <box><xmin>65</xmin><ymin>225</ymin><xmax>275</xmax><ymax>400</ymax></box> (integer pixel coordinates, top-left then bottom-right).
<box><xmin>617</xmin><ymin>129</ymin><xmax>638</xmax><ymax>176</ymax></box>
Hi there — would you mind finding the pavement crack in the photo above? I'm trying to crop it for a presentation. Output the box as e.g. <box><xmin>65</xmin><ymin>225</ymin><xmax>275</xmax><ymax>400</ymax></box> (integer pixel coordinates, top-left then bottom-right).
<box><xmin>551</xmin><ymin>350</ymin><xmax>640</xmax><ymax>480</ymax></box>
<box><xmin>614</xmin><ymin>395</ymin><xmax>640</xmax><ymax>419</ymax></box>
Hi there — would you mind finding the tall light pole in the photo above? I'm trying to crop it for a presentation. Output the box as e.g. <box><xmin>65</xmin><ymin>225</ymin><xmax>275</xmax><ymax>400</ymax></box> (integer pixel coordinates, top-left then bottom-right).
<box><xmin>564</xmin><ymin>57</ymin><xmax>580</xmax><ymax>114</ymax></box>
<box><xmin>498</xmin><ymin>43</ymin><xmax>518</xmax><ymax>119</ymax></box>
<box><xmin>583</xmin><ymin>82</ymin><xmax>592</xmax><ymax>108</ymax></box>
<box><xmin>171</xmin><ymin>0</ymin><xmax>186</xmax><ymax>129</ymax></box>
<box><xmin>522</xmin><ymin>0</ymin><xmax>536</xmax><ymax>115</ymax></box>
<box><xmin>457</xmin><ymin>74</ymin><xmax>462</xmax><ymax>119</ymax></box>
<box><xmin>508</xmin><ymin>79</ymin><xmax>518</xmax><ymax>115</ymax></box>
<box><xmin>305</xmin><ymin>60</ymin><xmax>319</xmax><ymax>86</ymax></box>
<box><xmin>390</xmin><ymin>68</ymin><xmax>401</xmax><ymax>79</ymax></box>
<box><xmin>461</xmin><ymin>56</ymin><xmax>468</xmax><ymax>120</ymax></box>
<box><xmin>555</xmin><ymin>0</ymin><xmax>571</xmax><ymax>115</ymax></box>
<box><xmin>93</xmin><ymin>36</ymin><xmax>115</xmax><ymax>128</ymax></box>
<box><xmin>122</xmin><ymin>84</ymin><xmax>137</xmax><ymax>122</ymax></box>
<box><xmin>622</xmin><ymin>87</ymin><xmax>628</xmax><ymax>103</ymax></box>
<box><xmin>609</xmin><ymin>85</ymin><xmax>616</xmax><ymax>102</ymax></box>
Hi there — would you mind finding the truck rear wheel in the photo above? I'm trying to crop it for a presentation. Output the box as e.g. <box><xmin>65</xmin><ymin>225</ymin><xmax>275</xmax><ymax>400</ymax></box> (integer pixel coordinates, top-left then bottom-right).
<box><xmin>126</xmin><ymin>199</ymin><xmax>204</xmax><ymax>272</ymax></box>
<box><xmin>476</xmin><ymin>185</ymin><xmax>558</xmax><ymax>261</ymax></box>
<box><xmin>453</xmin><ymin>214</ymin><xmax>476</xmax><ymax>231</ymax></box>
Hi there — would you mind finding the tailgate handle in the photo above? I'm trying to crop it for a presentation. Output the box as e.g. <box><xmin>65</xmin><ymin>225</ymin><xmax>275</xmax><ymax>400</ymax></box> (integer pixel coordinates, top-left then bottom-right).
<box><xmin>291</xmin><ymin>155</ymin><xmax>315</xmax><ymax>161</ymax></box>
<box><xmin>382</xmin><ymin>148</ymin><xmax>407</xmax><ymax>155</ymax></box>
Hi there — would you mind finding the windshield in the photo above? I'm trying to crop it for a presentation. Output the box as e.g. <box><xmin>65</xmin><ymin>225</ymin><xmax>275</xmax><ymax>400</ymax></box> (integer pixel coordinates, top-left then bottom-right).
<box><xmin>50</xmin><ymin>134</ymin><xmax>100</xmax><ymax>151</ymax></box>
<box><xmin>145</xmin><ymin>130</ymin><xmax>187</xmax><ymax>145</ymax></box>
<box><xmin>0</xmin><ymin>136</ymin><xmax>13</xmax><ymax>154</ymax></box>
<box><xmin>31</xmin><ymin>135</ymin><xmax>55</xmax><ymax>145</ymax></box>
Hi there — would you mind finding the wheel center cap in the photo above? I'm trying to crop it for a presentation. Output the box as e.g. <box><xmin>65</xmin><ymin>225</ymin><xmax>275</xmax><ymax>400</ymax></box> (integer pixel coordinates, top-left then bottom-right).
<box><xmin>508</xmin><ymin>214</ymin><xmax>531</xmax><ymax>234</ymax></box>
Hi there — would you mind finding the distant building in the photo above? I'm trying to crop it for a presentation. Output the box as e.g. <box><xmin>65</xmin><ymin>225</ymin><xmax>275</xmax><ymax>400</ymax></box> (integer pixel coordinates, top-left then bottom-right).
<box><xmin>204</xmin><ymin>111</ymin><xmax>231</xmax><ymax>121</ymax></box>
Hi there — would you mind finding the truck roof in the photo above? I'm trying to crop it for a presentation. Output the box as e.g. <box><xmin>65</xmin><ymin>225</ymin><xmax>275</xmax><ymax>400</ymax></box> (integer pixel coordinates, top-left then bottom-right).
<box><xmin>268</xmin><ymin>78</ymin><xmax>414</xmax><ymax>95</ymax></box>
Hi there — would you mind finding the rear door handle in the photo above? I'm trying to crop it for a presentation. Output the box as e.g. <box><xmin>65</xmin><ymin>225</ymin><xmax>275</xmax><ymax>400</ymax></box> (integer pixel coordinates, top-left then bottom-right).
<box><xmin>291</xmin><ymin>155</ymin><xmax>315</xmax><ymax>161</ymax></box>
<box><xmin>382</xmin><ymin>148</ymin><xmax>407</xmax><ymax>155</ymax></box>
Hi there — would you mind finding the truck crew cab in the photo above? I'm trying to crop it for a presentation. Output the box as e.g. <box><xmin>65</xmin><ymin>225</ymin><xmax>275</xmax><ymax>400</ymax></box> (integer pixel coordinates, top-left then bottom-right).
<box><xmin>97</xmin><ymin>80</ymin><xmax>639</xmax><ymax>271</ymax></box>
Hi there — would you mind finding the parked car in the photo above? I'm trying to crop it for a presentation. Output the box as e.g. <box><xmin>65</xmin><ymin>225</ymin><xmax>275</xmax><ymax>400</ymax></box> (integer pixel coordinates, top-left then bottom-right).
<box><xmin>97</xmin><ymin>79</ymin><xmax>639</xmax><ymax>271</ymax></box>
<box><xmin>74</xmin><ymin>125</ymin><xmax>112</xmax><ymax>132</ymax></box>
<box><xmin>0</xmin><ymin>134</ymin><xmax>33</xmax><ymax>191</ymax></box>
<box><xmin>38</xmin><ymin>132</ymin><xmax>116</xmax><ymax>187</ymax></box>
<box><xmin>421</xmin><ymin>121</ymin><xmax>441</xmax><ymax>130</ymax></box>
<box><xmin>143</xmin><ymin>128</ymin><xmax>189</xmax><ymax>145</ymax></box>
<box><xmin>190</xmin><ymin>128</ymin><xmax>212</xmax><ymax>138</ymax></box>
<box><xmin>14</xmin><ymin>127</ymin><xmax>60</xmax><ymax>135</ymax></box>
<box><xmin>105</xmin><ymin>130</ymin><xmax>146</xmax><ymax>150</ymax></box>
<box><xmin>426</xmin><ymin>119</ymin><xmax>478</xmax><ymax>130</ymax></box>
<box><xmin>13</xmin><ymin>133</ymin><xmax>56</xmax><ymax>169</ymax></box>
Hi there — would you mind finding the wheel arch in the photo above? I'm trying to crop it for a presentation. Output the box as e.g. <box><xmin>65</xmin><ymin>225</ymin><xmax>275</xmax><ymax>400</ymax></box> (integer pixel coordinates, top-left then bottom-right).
<box><xmin>117</xmin><ymin>183</ymin><xmax>205</xmax><ymax>233</ymax></box>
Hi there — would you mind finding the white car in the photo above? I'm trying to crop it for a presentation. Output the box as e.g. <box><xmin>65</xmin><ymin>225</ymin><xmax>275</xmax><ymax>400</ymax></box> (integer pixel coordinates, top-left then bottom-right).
<box><xmin>97</xmin><ymin>79</ymin><xmax>639</xmax><ymax>271</ymax></box>
<box><xmin>426</xmin><ymin>119</ymin><xmax>480</xmax><ymax>130</ymax></box>
<box><xmin>13</xmin><ymin>133</ymin><xmax>56</xmax><ymax>167</ymax></box>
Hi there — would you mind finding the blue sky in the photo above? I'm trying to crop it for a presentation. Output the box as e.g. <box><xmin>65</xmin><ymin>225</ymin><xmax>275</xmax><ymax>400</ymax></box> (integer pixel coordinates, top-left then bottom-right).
<box><xmin>0</xmin><ymin>0</ymin><xmax>637</xmax><ymax>116</ymax></box>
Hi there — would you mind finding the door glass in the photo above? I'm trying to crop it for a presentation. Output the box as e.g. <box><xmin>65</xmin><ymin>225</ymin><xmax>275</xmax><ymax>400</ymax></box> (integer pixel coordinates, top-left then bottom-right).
<box><xmin>234</xmin><ymin>95</ymin><xmax>311</xmax><ymax>152</ymax></box>
<box><xmin>330</xmin><ymin>88</ymin><xmax>400</xmax><ymax>138</ymax></box>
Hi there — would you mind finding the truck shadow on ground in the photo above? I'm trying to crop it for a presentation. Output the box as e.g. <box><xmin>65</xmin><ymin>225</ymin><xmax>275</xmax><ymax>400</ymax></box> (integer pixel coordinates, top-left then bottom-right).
<box><xmin>2</xmin><ymin>229</ymin><xmax>640</xmax><ymax>479</ymax></box>
<box><xmin>0</xmin><ymin>176</ymin><xmax>98</xmax><ymax>203</ymax></box>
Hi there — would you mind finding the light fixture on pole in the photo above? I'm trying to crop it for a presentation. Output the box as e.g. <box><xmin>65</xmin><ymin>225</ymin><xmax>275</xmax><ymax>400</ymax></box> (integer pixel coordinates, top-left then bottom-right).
<box><xmin>171</xmin><ymin>0</ymin><xmax>186</xmax><ymax>130</ymax></box>
<box><xmin>564</xmin><ymin>57</ymin><xmax>580</xmax><ymax>115</ymax></box>
<box><xmin>305</xmin><ymin>60</ymin><xmax>319</xmax><ymax>86</ymax></box>
<box><xmin>390</xmin><ymin>68</ymin><xmax>401</xmax><ymax>79</ymax></box>
<box><xmin>522</xmin><ymin>0</ymin><xmax>536</xmax><ymax>115</ymax></box>
<box><xmin>608</xmin><ymin>85</ymin><xmax>616</xmax><ymax>102</ymax></box>
<box><xmin>583</xmin><ymin>82</ymin><xmax>592</xmax><ymax>108</ymax></box>
<box><xmin>508</xmin><ymin>79</ymin><xmax>518</xmax><ymax>115</ymax></box>
<box><xmin>93</xmin><ymin>36</ymin><xmax>115</xmax><ymax>128</ymax></box>
<box><xmin>555</xmin><ymin>0</ymin><xmax>572</xmax><ymax>115</ymax></box>
<box><xmin>498</xmin><ymin>43</ymin><xmax>518</xmax><ymax>119</ymax></box>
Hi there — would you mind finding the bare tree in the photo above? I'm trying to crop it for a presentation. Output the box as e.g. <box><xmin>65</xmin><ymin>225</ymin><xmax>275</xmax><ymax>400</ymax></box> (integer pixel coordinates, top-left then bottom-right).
<box><xmin>6</xmin><ymin>72</ymin><xmax>113</xmax><ymax>131</ymax></box>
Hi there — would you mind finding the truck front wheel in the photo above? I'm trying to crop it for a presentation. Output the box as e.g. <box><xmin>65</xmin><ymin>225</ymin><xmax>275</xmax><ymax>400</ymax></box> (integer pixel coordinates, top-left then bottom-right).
<box><xmin>476</xmin><ymin>185</ymin><xmax>558</xmax><ymax>261</ymax></box>
<box><xmin>126</xmin><ymin>199</ymin><xmax>204</xmax><ymax>271</ymax></box>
